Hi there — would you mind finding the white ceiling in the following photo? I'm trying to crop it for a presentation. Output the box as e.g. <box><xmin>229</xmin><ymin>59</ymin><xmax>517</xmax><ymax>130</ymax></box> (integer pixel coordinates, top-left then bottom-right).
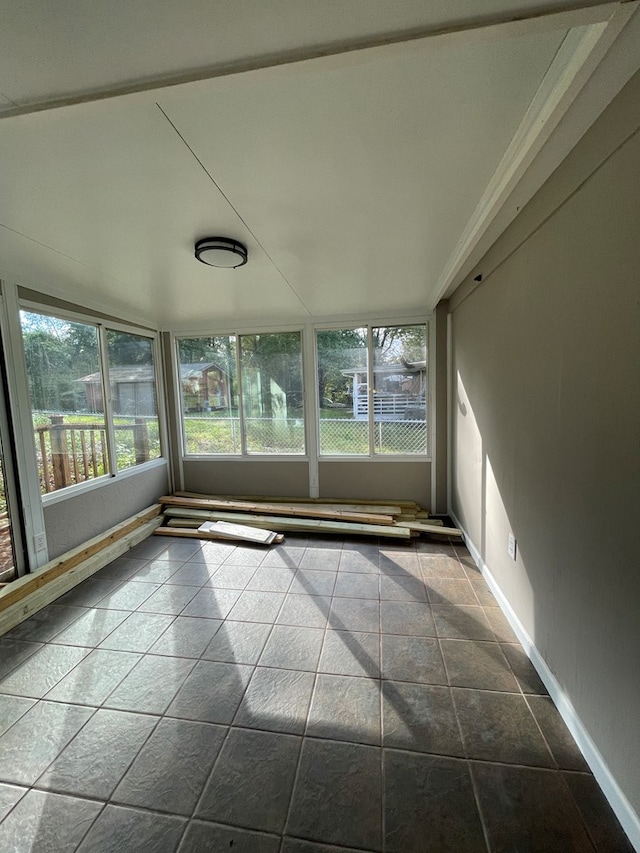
<box><xmin>0</xmin><ymin>1</ymin><xmax>638</xmax><ymax>330</ymax></box>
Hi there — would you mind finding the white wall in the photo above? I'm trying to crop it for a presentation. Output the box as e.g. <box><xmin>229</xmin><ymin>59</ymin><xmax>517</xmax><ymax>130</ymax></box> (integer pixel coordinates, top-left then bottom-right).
<box><xmin>449</xmin><ymin>70</ymin><xmax>640</xmax><ymax>836</ymax></box>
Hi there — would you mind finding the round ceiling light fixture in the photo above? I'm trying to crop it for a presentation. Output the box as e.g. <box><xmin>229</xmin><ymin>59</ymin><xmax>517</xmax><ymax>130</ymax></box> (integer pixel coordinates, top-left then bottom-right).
<box><xmin>194</xmin><ymin>237</ymin><xmax>248</xmax><ymax>269</ymax></box>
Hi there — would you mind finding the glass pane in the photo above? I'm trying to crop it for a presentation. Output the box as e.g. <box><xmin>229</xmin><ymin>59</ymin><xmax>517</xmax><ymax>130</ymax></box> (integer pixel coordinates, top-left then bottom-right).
<box><xmin>240</xmin><ymin>332</ymin><xmax>304</xmax><ymax>454</ymax></box>
<box><xmin>178</xmin><ymin>336</ymin><xmax>240</xmax><ymax>454</ymax></box>
<box><xmin>21</xmin><ymin>311</ymin><xmax>109</xmax><ymax>493</ymax></box>
<box><xmin>372</xmin><ymin>324</ymin><xmax>427</xmax><ymax>454</ymax></box>
<box><xmin>0</xmin><ymin>444</ymin><xmax>16</xmax><ymax>581</ymax></box>
<box><xmin>0</xmin><ymin>330</ymin><xmax>19</xmax><ymax>580</ymax></box>
<box><xmin>316</xmin><ymin>328</ymin><xmax>368</xmax><ymax>455</ymax></box>
<box><xmin>106</xmin><ymin>331</ymin><xmax>161</xmax><ymax>471</ymax></box>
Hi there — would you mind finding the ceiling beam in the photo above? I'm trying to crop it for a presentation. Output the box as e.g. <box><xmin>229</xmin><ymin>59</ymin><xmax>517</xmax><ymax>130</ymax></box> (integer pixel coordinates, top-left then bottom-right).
<box><xmin>431</xmin><ymin>1</ymin><xmax>638</xmax><ymax>305</ymax></box>
<box><xmin>0</xmin><ymin>1</ymin><xmax>622</xmax><ymax>120</ymax></box>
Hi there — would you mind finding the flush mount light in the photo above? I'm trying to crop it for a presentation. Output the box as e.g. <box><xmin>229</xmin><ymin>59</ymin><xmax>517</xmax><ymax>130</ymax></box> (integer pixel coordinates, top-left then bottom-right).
<box><xmin>194</xmin><ymin>237</ymin><xmax>248</xmax><ymax>268</ymax></box>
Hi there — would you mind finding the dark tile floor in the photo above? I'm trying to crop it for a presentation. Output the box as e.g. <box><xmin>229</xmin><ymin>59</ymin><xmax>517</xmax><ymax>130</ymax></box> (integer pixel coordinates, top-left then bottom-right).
<box><xmin>0</xmin><ymin>534</ymin><xmax>633</xmax><ymax>852</ymax></box>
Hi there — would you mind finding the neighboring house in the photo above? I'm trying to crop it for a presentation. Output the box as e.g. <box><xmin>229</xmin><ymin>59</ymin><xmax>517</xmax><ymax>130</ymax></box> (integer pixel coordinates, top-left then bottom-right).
<box><xmin>78</xmin><ymin>366</ymin><xmax>157</xmax><ymax>416</ymax></box>
<box><xmin>79</xmin><ymin>363</ymin><xmax>231</xmax><ymax>416</ymax></box>
<box><xmin>179</xmin><ymin>363</ymin><xmax>231</xmax><ymax>413</ymax></box>
<box><xmin>342</xmin><ymin>359</ymin><xmax>427</xmax><ymax>420</ymax></box>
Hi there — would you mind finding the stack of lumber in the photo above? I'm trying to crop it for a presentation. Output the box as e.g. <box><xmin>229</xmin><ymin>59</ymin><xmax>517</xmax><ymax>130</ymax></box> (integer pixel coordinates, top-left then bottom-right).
<box><xmin>154</xmin><ymin>493</ymin><xmax>462</xmax><ymax>544</ymax></box>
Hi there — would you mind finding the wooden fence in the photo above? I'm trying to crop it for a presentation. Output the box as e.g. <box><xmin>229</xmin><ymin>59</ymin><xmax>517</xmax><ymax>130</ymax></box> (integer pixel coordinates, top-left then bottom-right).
<box><xmin>36</xmin><ymin>415</ymin><xmax>150</xmax><ymax>492</ymax></box>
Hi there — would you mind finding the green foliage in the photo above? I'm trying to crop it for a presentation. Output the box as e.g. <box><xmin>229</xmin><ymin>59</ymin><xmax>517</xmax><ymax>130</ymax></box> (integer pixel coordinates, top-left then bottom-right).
<box><xmin>373</xmin><ymin>325</ymin><xmax>426</xmax><ymax>364</ymax></box>
<box><xmin>182</xmin><ymin>414</ymin><xmax>425</xmax><ymax>456</ymax></box>
<box><xmin>106</xmin><ymin>330</ymin><xmax>154</xmax><ymax>366</ymax></box>
<box><xmin>182</xmin><ymin>415</ymin><xmax>304</xmax><ymax>455</ymax></box>
<box><xmin>316</xmin><ymin>328</ymin><xmax>367</xmax><ymax>405</ymax></box>
<box><xmin>22</xmin><ymin>324</ymin><xmax>97</xmax><ymax>411</ymax></box>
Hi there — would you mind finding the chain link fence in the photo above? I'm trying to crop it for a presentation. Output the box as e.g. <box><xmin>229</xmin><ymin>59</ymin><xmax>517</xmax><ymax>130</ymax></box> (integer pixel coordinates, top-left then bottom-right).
<box><xmin>321</xmin><ymin>418</ymin><xmax>427</xmax><ymax>455</ymax></box>
<box><xmin>183</xmin><ymin>416</ymin><xmax>304</xmax><ymax>455</ymax></box>
<box><xmin>184</xmin><ymin>416</ymin><xmax>427</xmax><ymax>455</ymax></box>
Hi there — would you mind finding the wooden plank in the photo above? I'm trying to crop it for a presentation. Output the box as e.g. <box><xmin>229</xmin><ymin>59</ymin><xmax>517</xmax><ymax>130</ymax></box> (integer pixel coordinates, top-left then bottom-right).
<box><xmin>155</xmin><ymin>526</ymin><xmax>284</xmax><ymax>545</ymax></box>
<box><xmin>164</xmin><ymin>507</ymin><xmax>413</xmax><ymax>539</ymax></box>
<box><xmin>257</xmin><ymin>501</ymin><xmax>403</xmax><ymax>516</ymax></box>
<box><xmin>176</xmin><ymin>491</ymin><xmax>420</xmax><ymax>510</ymax></box>
<box><xmin>166</xmin><ymin>518</ymin><xmax>202</xmax><ymax>528</ymax></box>
<box><xmin>305</xmin><ymin>502</ymin><xmax>400</xmax><ymax>515</ymax></box>
<box><xmin>0</xmin><ymin>504</ymin><xmax>163</xmax><ymax>614</ymax></box>
<box><xmin>176</xmin><ymin>493</ymin><xmax>403</xmax><ymax>516</ymax></box>
<box><xmin>160</xmin><ymin>495</ymin><xmax>394</xmax><ymax>526</ymax></box>
<box><xmin>199</xmin><ymin>521</ymin><xmax>278</xmax><ymax>544</ymax></box>
<box><xmin>394</xmin><ymin>520</ymin><xmax>463</xmax><ymax>537</ymax></box>
<box><xmin>397</xmin><ymin>515</ymin><xmax>444</xmax><ymax>526</ymax></box>
<box><xmin>0</xmin><ymin>512</ymin><xmax>163</xmax><ymax>637</ymax></box>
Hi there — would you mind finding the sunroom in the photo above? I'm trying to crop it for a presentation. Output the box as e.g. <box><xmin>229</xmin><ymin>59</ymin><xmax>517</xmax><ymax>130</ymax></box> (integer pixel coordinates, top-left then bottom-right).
<box><xmin>0</xmin><ymin>2</ymin><xmax>638</xmax><ymax>850</ymax></box>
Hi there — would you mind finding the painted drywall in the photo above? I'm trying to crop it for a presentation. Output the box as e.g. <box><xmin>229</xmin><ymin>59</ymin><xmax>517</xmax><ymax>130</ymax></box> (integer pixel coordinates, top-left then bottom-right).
<box><xmin>434</xmin><ymin>300</ymin><xmax>448</xmax><ymax>513</ymax></box>
<box><xmin>183</xmin><ymin>459</ymin><xmax>310</xmax><ymax>498</ymax></box>
<box><xmin>43</xmin><ymin>462</ymin><xmax>169</xmax><ymax>557</ymax></box>
<box><xmin>319</xmin><ymin>461</ymin><xmax>429</xmax><ymax>507</ymax></box>
<box><xmin>450</xmin><ymin>69</ymin><xmax>640</xmax><ymax>826</ymax></box>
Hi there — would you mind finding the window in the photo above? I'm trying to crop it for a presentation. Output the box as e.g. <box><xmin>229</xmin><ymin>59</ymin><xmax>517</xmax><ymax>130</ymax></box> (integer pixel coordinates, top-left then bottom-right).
<box><xmin>20</xmin><ymin>310</ymin><xmax>162</xmax><ymax>494</ymax></box>
<box><xmin>106</xmin><ymin>330</ymin><xmax>162</xmax><ymax>471</ymax></box>
<box><xmin>177</xmin><ymin>331</ymin><xmax>304</xmax><ymax>456</ymax></box>
<box><xmin>316</xmin><ymin>323</ymin><xmax>428</xmax><ymax>456</ymax></box>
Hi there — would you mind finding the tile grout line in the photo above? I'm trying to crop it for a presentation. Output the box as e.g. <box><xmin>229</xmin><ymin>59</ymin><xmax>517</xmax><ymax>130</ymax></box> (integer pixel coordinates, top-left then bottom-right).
<box><xmin>1</xmin><ymin>533</ymin><xmax>624</xmax><ymax>851</ymax></box>
<box><xmin>379</xmin><ymin>567</ymin><xmax>386</xmax><ymax>853</ymax></box>
<box><xmin>448</xmin><ymin>662</ymin><xmax>494</xmax><ymax>851</ymax></box>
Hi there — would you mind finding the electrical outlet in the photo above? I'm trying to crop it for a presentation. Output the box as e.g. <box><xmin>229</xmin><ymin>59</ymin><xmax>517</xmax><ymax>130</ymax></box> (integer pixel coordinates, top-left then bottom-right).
<box><xmin>34</xmin><ymin>532</ymin><xmax>47</xmax><ymax>552</ymax></box>
<box><xmin>507</xmin><ymin>532</ymin><xmax>517</xmax><ymax>561</ymax></box>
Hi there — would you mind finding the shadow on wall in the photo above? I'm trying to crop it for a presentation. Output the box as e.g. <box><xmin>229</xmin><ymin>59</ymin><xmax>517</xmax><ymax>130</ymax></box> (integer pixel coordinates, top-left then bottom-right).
<box><xmin>451</xmin><ymin>361</ymin><xmax>640</xmax><ymax>840</ymax></box>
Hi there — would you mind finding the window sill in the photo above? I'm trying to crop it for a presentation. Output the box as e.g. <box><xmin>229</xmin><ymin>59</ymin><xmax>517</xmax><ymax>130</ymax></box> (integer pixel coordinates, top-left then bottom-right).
<box><xmin>41</xmin><ymin>457</ymin><xmax>168</xmax><ymax>506</ymax></box>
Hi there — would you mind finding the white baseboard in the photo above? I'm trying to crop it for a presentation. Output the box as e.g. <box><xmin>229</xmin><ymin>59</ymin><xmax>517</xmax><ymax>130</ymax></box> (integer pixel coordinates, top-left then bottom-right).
<box><xmin>450</xmin><ymin>510</ymin><xmax>640</xmax><ymax>852</ymax></box>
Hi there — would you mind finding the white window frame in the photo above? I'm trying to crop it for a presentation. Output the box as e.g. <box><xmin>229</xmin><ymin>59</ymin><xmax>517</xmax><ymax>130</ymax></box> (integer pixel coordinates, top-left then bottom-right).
<box><xmin>314</xmin><ymin>317</ymin><xmax>432</xmax><ymax>462</ymax></box>
<box><xmin>173</xmin><ymin>313</ymin><xmax>432</xmax><ymax>467</ymax></box>
<box><xmin>174</xmin><ymin>325</ymin><xmax>309</xmax><ymax>461</ymax></box>
<box><xmin>18</xmin><ymin>300</ymin><xmax>167</xmax><ymax>506</ymax></box>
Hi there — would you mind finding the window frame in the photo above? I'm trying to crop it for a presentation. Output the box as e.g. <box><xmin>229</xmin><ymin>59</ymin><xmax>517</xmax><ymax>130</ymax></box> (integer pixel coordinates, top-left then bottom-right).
<box><xmin>19</xmin><ymin>300</ymin><xmax>167</xmax><ymax>505</ymax></box>
<box><xmin>174</xmin><ymin>325</ymin><xmax>309</xmax><ymax>461</ymax></box>
<box><xmin>314</xmin><ymin>317</ymin><xmax>431</xmax><ymax>462</ymax></box>
<box><xmin>173</xmin><ymin>314</ymin><xmax>432</xmax><ymax>464</ymax></box>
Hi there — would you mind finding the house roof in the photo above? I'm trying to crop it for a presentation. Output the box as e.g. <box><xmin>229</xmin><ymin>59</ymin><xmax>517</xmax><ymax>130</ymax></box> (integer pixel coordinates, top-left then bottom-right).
<box><xmin>180</xmin><ymin>363</ymin><xmax>228</xmax><ymax>380</ymax></box>
<box><xmin>78</xmin><ymin>366</ymin><xmax>156</xmax><ymax>384</ymax></box>
<box><xmin>79</xmin><ymin>363</ymin><xmax>226</xmax><ymax>383</ymax></box>
<box><xmin>342</xmin><ymin>361</ymin><xmax>427</xmax><ymax>378</ymax></box>
<box><xmin>0</xmin><ymin>2</ymin><xmax>637</xmax><ymax>330</ymax></box>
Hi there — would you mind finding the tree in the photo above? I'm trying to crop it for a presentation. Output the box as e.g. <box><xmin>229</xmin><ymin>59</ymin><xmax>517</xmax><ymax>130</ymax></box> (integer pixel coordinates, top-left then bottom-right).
<box><xmin>106</xmin><ymin>330</ymin><xmax>153</xmax><ymax>366</ymax></box>
<box><xmin>316</xmin><ymin>328</ymin><xmax>367</xmax><ymax>406</ymax></box>
<box><xmin>372</xmin><ymin>325</ymin><xmax>426</xmax><ymax>364</ymax></box>
<box><xmin>21</xmin><ymin>312</ymin><xmax>101</xmax><ymax>412</ymax></box>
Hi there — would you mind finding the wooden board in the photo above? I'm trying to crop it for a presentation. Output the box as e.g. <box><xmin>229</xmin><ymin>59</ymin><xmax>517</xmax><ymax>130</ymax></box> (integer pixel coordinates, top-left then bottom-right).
<box><xmin>176</xmin><ymin>491</ymin><xmax>420</xmax><ymax>511</ymax></box>
<box><xmin>0</xmin><ymin>504</ymin><xmax>162</xmax><ymax>614</ymax></box>
<box><xmin>166</xmin><ymin>518</ymin><xmax>203</xmax><ymax>529</ymax></box>
<box><xmin>0</xmin><ymin>510</ymin><xmax>163</xmax><ymax>637</ymax></box>
<box><xmin>393</xmin><ymin>521</ymin><xmax>463</xmax><ymax>537</ymax></box>
<box><xmin>164</xmin><ymin>507</ymin><xmax>413</xmax><ymax>539</ymax></box>
<box><xmin>199</xmin><ymin>521</ymin><xmax>279</xmax><ymax>544</ymax></box>
<box><xmin>160</xmin><ymin>495</ymin><xmax>394</xmax><ymax>526</ymax></box>
<box><xmin>155</xmin><ymin>526</ymin><xmax>284</xmax><ymax>544</ymax></box>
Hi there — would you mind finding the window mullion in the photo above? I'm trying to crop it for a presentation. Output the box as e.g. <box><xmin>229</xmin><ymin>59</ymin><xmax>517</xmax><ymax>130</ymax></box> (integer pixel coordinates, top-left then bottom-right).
<box><xmin>236</xmin><ymin>335</ymin><xmax>247</xmax><ymax>456</ymax></box>
<box><xmin>151</xmin><ymin>333</ymin><xmax>167</xmax><ymax>462</ymax></box>
<box><xmin>98</xmin><ymin>325</ymin><xmax>117</xmax><ymax>476</ymax></box>
<box><xmin>304</xmin><ymin>326</ymin><xmax>319</xmax><ymax>496</ymax></box>
<box><xmin>366</xmin><ymin>326</ymin><xmax>375</xmax><ymax>457</ymax></box>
